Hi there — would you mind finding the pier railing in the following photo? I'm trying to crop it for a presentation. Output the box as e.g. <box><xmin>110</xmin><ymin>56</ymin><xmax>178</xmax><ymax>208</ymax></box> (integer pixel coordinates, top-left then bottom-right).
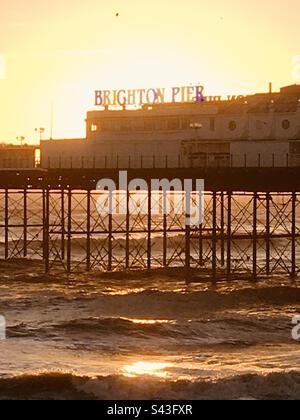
<box><xmin>41</xmin><ymin>153</ymin><xmax>300</xmax><ymax>170</ymax></box>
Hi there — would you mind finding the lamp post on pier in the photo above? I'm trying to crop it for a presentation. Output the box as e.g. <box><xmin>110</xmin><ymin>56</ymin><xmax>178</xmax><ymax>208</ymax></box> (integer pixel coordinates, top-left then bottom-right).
<box><xmin>16</xmin><ymin>136</ymin><xmax>25</xmax><ymax>146</ymax></box>
<box><xmin>35</xmin><ymin>127</ymin><xmax>45</xmax><ymax>144</ymax></box>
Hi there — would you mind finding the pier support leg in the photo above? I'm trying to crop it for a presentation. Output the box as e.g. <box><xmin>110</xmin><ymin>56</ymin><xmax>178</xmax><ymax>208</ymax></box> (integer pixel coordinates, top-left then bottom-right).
<box><xmin>86</xmin><ymin>190</ymin><xmax>91</xmax><ymax>271</ymax></box>
<box><xmin>163</xmin><ymin>191</ymin><xmax>167</xmax><ymax>267</ymax></box>
<box><xmin>220</xmin><ymin>192</ymin><xmax>225</xmax><ymax>266</ymax></box>
<box><xmin>43</xmin><ymin>188</ymin><xmax>50</xmax><ymax>273</ymax></box>
<box><xmin>147</xmin><ymin>188</ymin><xmax>152</xmax><ymax>270</ymax></box>
<box><xmin>67</xmin><ymin>189</ymin><xmax>72</xmax><ymax>274</ymax></box>
<box><xmin>23</xmin><ymin>188</ymin><xmax>27</xmax><ymax>257</ymax></box>
<box><xmin>226</xmin><ymin>192</ymin><xmax>232</xmax><ymax>280</ymax></box>
<box><xmin>125</xmin><ymin>190</ymin><xmax>130</xmax><ymax>269</ymax></box>
<box><xmin>212</xmin><ymin>191</ymin><xmax>217</xmax><ymax>282</ymax></box>
<box><xmin>266</xmin><ymin>192</ymin><xmax>270</xmax><ymax>277</ymax></box>
<box><xmin>107</xmin><ymin>191</ymin><xmax>113</xmax><ymax>272</ymax></box>
<box><xmin>291</xmin><ymin>191</ymin><xmax>296</xmax><ymax>278</ymax></box>
<box><xmin>185</xmin><ymin>191</ymin><xmax>191</xmax><ymax>281</ymax></box>
<box><xmin>253</xmin><ymin>192</ymin><xmax>258</xmax><ymax>280</ymax></box>
<box><xmin>4</xmin><ymin>189</ymin><xmax>8</xmax><ymax>260</ymax></box>
<box><xmin>61</xmin><ymin>188</ymin><xmax>65</xmax><ymax>260</ymax></box>
<box><xmin>199</xmin><ymin>223</ymin><xmax>203</xmax><ymax>266</ymax></box>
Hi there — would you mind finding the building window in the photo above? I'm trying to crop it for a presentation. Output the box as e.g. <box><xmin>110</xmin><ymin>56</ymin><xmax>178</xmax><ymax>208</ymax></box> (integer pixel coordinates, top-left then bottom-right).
<box><xmin>228</xmin><ymin>121</ymin><xmax>237</xmax><ymax>131</ymax></box>
<box><xmin>210</xmin><ymin>117</ymin><xmax>215</xmax><ymax>131</ymax></box>
<box><xmin>282</xmin><ymin>119</ymin><xmax>290</xmax><ymax>130</ymax></box>
<box><xmin>91</xmin><ymin>124</ymin><xmax>98</xmax><ymax>132</ymax></box>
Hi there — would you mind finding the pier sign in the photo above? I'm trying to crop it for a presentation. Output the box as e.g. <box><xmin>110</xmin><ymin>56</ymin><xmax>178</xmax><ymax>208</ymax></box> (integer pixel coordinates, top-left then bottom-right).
<box><xmin>95</xmin><ymin>85</ymin><xmax>205</xmax><ymax>107</ymax></box>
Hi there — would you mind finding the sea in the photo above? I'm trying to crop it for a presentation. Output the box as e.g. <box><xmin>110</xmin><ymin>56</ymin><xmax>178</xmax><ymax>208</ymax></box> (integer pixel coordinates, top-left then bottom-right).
<box><xmin>0</xmin><ymin>259</ymin><xmax>299</xmax><ymax>400</ymax></box>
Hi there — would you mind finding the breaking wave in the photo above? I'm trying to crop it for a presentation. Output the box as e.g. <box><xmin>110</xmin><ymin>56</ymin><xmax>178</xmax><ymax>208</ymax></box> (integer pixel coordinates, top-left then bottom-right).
<box><xmin>1</xmin><ymin>371</ymin><xmax>300</xmax><ymax>400</ymax></box>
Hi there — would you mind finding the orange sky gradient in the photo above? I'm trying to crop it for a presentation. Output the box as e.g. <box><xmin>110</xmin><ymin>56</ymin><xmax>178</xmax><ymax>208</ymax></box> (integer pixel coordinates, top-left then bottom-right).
<box><xmin>0</xmin><ymin>0</ymin><xmax>299</xmax><ymax>144</ymax></box>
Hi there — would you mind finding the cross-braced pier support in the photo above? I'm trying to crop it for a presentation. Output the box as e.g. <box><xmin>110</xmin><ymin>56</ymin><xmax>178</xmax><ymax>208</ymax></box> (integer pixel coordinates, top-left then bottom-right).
<box><xmin>0</xmin><ymin>189</ymin><xmax>299</xmax><ymax>281</ymax></box>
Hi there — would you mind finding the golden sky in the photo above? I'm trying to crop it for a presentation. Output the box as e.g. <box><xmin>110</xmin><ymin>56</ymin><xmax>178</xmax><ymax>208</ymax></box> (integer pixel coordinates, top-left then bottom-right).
<box><xmin>0</xmin><ymin>0</ymin><xmax>299</xmax><ymax>143</ymax></box>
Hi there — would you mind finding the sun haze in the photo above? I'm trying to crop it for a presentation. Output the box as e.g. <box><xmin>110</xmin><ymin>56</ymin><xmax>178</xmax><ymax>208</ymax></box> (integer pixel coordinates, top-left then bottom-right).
<box><xmin>0</xmin><ymin>0</ymin><xmax>299</xmax><ymax>143</ymax></box>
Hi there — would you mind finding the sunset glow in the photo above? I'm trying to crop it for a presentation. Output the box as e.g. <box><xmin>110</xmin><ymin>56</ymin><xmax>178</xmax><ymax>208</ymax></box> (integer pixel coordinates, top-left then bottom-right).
<box><xmin>0</xmin><ymin>0</ymin><xmax>299</xmax><ymax>143</ymax></box>
<box><xmin>122</xmin><ymin>361</ymin><xmax>172</xmax><ymax>378</ymax></box>
<box><xmin>0</xmin><ymin>55</ymin><xmax>6</xmax><ymax>80</ymax></box>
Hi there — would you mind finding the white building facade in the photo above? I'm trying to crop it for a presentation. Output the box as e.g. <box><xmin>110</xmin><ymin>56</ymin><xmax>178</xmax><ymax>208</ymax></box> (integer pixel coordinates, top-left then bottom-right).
<box><xmin>40</xmin><ymin>84</ymin><xmax>300</xmax><ymax>168</ymax></box>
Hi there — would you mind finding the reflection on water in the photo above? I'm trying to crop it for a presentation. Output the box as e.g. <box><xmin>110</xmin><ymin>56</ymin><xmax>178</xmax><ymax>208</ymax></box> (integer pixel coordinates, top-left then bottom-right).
<box><xmin>126</xmin><ymin>318</ymin><xmax>174</xmax><ymax>325</ymax></box>
<box><xmin>122</xmin><ymin>361</ymin><xmax>173</xmax><ymax>378</ymax></box>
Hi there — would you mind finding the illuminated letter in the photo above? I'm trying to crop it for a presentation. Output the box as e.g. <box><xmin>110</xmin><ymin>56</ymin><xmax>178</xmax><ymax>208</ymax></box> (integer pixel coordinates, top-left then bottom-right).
<box><xmin>136</xmin><ymin>89</ymin><xmax>146</xmax><ymax>105</ymax></box>
<box><xmin>127</xmin><ymin>90</ymin><xmax>136</xmax><ymax>105</ymax></box>
<box><xmin>117</xmin><ymin>90</ymin><xmax>126</xmax><ymax>106</ymax></box>
<box><xmin>187</xmin><ymin>87</ymin><xmax>195</xmax><ymax>102</ymax></box>
<box><xmin>146</xmin><ymin>89</ymin><xmax>158</xmax><ymax>104</ymax></box>
<box><xmin>112</xmin><ymin>90</ymin><xmax>118</xmax><ymax>106</ymax></box>
<box><xmin>172</xmin><ymin>87</ymin><xmax>180</xmax><ymax>102</ymax></box>
<box><xmin>195</xmin><ymin>86</ymin><xmax>205</xmax><ymax>102</ymax></box>
<box><xmin>181</xmin><ymin>87</ymin><xmax>186</xmax><ymax>102</ymax></box>
<box><xmin>155</xmin><ymin>88</ymin><xmax>165</xmax><ymax>104</ymax></box>
<box><xmin>95</xmin><ymin>90</ymin><xmax>103</xmax><ymax>106</ymax></box>
<box><xmin>103</xmin><ymin>90</ymin><xmax>112</xmax><ymax>106</ymax></box>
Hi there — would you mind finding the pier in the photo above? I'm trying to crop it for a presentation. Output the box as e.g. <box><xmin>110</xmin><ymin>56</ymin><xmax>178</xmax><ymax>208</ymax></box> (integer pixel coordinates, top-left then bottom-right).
<box><xmin>0</xmin><ymin>166</ymin><xmax>300</xmax><ymax>280</ymax></box>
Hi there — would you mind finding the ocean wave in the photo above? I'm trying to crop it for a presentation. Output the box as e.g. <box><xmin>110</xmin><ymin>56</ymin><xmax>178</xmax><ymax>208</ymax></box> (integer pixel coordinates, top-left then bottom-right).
<box><xmin>3</xmin><ymin>284</ymin><xmax>300</xmax><ymax>323</ymax></box>
<box><xmin>83</xmin><ymin>286</ymin><xmax>300</xmax><ymax>316</ymax></box>
<box><xmin>1</xmin><ymin>371</ymin><xmax>300</xmax><ymax>400</ymax></box>
<box><xmin>6</xmin><ymin>313</ymin><xmax>291</xmax><ymax>348</ymax></box>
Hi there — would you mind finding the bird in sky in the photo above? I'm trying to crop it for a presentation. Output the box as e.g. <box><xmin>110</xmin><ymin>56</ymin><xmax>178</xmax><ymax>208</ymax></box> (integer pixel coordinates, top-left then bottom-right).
<box><xmin>116</xmin><ymin>12</ymin><xmax>119</xmax><ymax>17</ymax></box>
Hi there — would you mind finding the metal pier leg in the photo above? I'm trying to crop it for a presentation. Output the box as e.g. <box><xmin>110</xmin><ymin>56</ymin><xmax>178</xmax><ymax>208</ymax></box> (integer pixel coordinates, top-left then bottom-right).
<box><xmin>220</xmin><ymin>191</ymin><xmax>225</xmax><ymax>266</ymax></box>
<box><xmin>125</xmin><ymin>190</ymin><xmax>130</xmax><ymax>269</ymax></box>
<box><xmin>266</xmin><ymin>192</ymin><xmax>270</xmax><ymax>277</ymax></box>
<box><xmin>43</xmin><ymin>188</ymin><xmax>50</xmax><ymax>273</ymax></box>
<box><xmin>107</xmin><ymin>191</ymin><xmax>113</xmax><ymax>272</ymax></box>
<box><xmin>291</xmin><ymin>191</ymin><xmax>296</xmax><ymax>278</ymax></box>
<box><xmin>199</xmin><ymin>223</ymin><xmax>203</xmax><ymax>266</ymax></box>
<box><xmin>212</xmin><ymin>191</ymin><xmax>217</xmax><ymax>282</ymax></box>
<box><xmin>5</xmin><ymin>189</ymin><xmax>8</xmax><ymax>260</ymax></box>
<box><xmin>185</xmin><ymin>190</ymin><xmax>191</xmax><ymax>281</ymax></box>
<box><xmin>147</xmin><ymin>188</ymin><xmax>152</xmax><ymax>270</ymax></box>
<box><xmin>86</xmin><ymin>190</ymin><xmax>91</xmax><ymax>271</ymax></box>
<box><xmin>163</xmin><ymin>191</ymin><xmax>167</xmax><ymax>267</ymax></box>
<box><xmin>226</xmin><ymin>192</ymin><xmax>232</xmax><ymax>280</ymax></box>
<box><xmin>67</xmin><ymin>189</ymin><xmax>72</xmax><ymax>274</ymax></box>
<box><xmin>253</xmin><ymin>192</ymin><xmax>258</xmax><ymax>280</ymax></box>
<box><xmin>23</xmin><ymin>188</ymin><xmax>27</xmax><ymax>257</ymax></box>
<box><xmin>61</xmin><ymin>188</ymin><xmax>65</xmax><ymax>260</ymax></box>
